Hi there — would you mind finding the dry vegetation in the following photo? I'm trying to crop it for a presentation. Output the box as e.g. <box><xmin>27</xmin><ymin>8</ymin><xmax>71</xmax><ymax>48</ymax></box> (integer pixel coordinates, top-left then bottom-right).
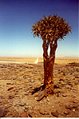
<box><xmin>0</xmin><ymin>57</ymin><xmax>79</xmax><ymax>117</ymax></box>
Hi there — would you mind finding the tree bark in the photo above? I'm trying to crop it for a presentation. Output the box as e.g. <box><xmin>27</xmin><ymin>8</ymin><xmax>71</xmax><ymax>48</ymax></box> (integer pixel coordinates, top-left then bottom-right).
<box><xmin>32</xmin><ymin>40</ymin><xmax>57</xmax><ymax>101</ymax></box>
<box><xmin>42</xmin><ymin>40</ymin><xmax>49</xmax><ymax>86</ymax></box>
<box><xmin>43</xmin><ymin>40</ymin><xmax>57</xmax><ymax>94</ymax></box>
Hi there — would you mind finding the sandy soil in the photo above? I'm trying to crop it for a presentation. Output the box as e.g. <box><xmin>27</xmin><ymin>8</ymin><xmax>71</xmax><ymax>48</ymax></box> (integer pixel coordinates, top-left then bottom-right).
<box><xmin>0</xmin><ymin>58</ymin><xmax>79</xmax><ymax>117</ymax></box>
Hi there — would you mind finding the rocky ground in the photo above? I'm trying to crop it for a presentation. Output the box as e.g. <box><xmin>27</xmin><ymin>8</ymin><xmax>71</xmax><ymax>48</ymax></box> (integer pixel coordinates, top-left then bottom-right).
<box><xmin>0</xmin><ymin>62</ymin><xmax>79</xmax><ymax>117</ymax></box>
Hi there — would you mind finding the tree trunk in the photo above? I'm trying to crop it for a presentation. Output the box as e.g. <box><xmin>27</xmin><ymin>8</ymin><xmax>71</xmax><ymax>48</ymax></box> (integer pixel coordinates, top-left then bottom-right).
<box><xmin>43</xmin><ymin>57</ymin><xmax>54</xmax><ymax>94</ymax></box>
<box><xmin>32</xmin><ymin>40</ymin><xmax>57</xmax><ymax>101</ymax></box>
<box><xmin>43</xmin><ymin>40</ymin><xmax>57</xmax><ymax>95</ymax></box>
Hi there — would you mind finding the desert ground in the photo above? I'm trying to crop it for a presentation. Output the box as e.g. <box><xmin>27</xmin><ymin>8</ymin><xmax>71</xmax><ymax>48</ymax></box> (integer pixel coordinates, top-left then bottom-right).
<box><xmin>0</xmin><ymin>57</ymin><xmax>79</xmax><ymax>117</ymax></box>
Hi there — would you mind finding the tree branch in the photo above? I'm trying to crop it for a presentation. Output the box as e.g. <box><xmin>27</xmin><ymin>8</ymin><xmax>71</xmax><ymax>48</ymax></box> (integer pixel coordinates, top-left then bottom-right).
<box><xmin>42</xmin><ymin>40</ymin><xmax>50</xmax><ymax>59</ymax></box>
<box><xmin>50</xmin><ymin>40</ymin><xmax>57</xmax><ymax>58</ymax></box>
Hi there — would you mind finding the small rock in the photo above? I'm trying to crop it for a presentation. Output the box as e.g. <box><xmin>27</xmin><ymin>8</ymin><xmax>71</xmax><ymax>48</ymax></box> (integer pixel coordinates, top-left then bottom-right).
<box><xmin>39</xmin><ymin>110</ymin><xmax>49</xmax><ymax>115</ymax></box>
<box><xmin>51</xmin><ymin>110</ymin><xmax>59</xmax><ymax>117</ymax></box>
<box><xmin>65</xmin><ymin>103</ymin><xmax>79</xmax><ymax>111</ymax></box>
<box><xmin>6</xmin><ymin>109</ymin><xmax>19</xmax><ymax>117</ymax></box>
<box><xmin>72</xmin><ymin>108</ymin><xmax>76</xmax><ymax>112</ymax></box>
<box><xmin>54</xmin><ymin>84</ymin><xmax>59</xmax><ymax>88</ymax></box>
<box><xmin>59</xmin><ymin>78</ymin><xmax>64</xmax><ymax>81</ymax></box>
<box><xmin>24</xmin><ymin>92</ymin><xmax>29</xmax><ymax>95</ymax></box>
<box><xmin>65</xmin><ymin>85</ymin><xmax>71</xmax><ymax>89</ymax></box>
<box><xmin>65</xmin><ymin>105</ymin><xmax>72</xmax><ymax>109</ymax></box>
<box><xmin>52</xmin><ymin>106</ymin><xmax>54</xmax><ymax>108</ymax></box>
<box><xmin>0</xmin><ymin>107</ymin><xmax>6</xmax><ymax>117</ymax></box>
<box><xmin>19</xmin><ymin>112</ymin><xmax>28</xmax><ymax>117</ymax></box>
<box><xmin>64</xmin><ymin>110</ymin><xmax>69</xmax><ymax>115</ymax></box>
<box><xmin>28</xmin><ymin>113</ymin><xmax>32</xmax><ymax>117</ymax></box>
<box><xmin>0</xmin><ymin>96</ymin><xmax>3</xmax><ymax>103</ymax></box>
<box><xmin>7</xmin><ymin>87</ymin><xmax>14</xmax><ymax>91</ymax></box>
<box><xmin>47</xmin><ymin>97</ymin><xmax>50</xmax><ymax>101</ymax></box>
<box><xmin>8</xmin><ymin>95</ymin><xmax>14</xmax><ymax>99</ymax></box>
<box><xmin>30</xmin><ymin>80</ymin><xmax>34</xmax><ymax>83</ymax></box>
<box><xmin>19</xmin><ymin>102</ymin><xmax>26</xmax><ymax>106</ymax></box>
<box><xmin>7</xmin><ymin>83</ymin><xmax>13</xmax><ymax>85</ymax></box>
<box><xmin>62</xmin><ymin>94</ymin><xmax>67</xmax><ymax>97</ymax></box>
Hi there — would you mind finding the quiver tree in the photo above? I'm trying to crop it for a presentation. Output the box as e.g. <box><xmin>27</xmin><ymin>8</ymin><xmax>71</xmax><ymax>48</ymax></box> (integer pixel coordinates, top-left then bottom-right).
<box><xmin>32</xmin><ymin>15</ymin><xmax>71</xmax><ymax>100</ymax></box>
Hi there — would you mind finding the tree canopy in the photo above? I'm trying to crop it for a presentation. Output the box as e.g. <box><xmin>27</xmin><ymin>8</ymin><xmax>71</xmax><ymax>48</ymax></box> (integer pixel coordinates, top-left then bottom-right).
<box><xmin>32</xmin><ymin>15</ymin><xmax>71</xmax><ymax>42</ymax></box>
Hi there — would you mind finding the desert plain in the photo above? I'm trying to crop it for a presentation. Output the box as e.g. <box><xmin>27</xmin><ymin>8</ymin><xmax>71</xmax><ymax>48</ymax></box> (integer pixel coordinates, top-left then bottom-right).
<box><xmin>0</xmin><ymin>57</ymin><xmax>79</xmax><ymax>117</ymax></box>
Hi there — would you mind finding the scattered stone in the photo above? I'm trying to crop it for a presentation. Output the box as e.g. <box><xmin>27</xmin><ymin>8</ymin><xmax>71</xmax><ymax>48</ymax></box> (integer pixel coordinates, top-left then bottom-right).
<box><xmin>24</xmin><ymin>92</ymin><xmax>29</xmax><ymax>95</ymax></box>
<box><xmin>39</xmin><ymin>109</ymin><xmax>49</xmax><ymax>115</ymax></box>
<box><xmin>0</xmin><ymin>96</ymin><xmax>3</xmax><ymax>102</ymax></box>
<box><xmin>19</xmin><ymin>102</ymin><xmax>26</xmax><ymax>106</ymax></box>
<box><xmin>51</xmin><ymin>110</ymin><xmax>59</xmax><ymax>117</ymax></box>
<box><xmin>54</xmin><ymin>84</ymin><xmax>59</xmax><ymax>88</ymax></box>
<box><xmin>59</xmin><ymin>78</ymin><xmax>64</xmax><ymax>81</ymax></box>
<box><xmin>0</xmin><ymin>107</ymin><xmax>6</xmax><ymax>117</ymax></box>
<box><xmin>62</xmin><ymin>94</ymin><xmax>67</xmax><ymax>97</ymax></box>
<box><xmin>7</xmin><ymin>83</ymin><xmax>13</xmax><ymax>85</ymax></box>
<box><xmin>64</xmin><ymin>110</ymin><xmax>69</xmax><ymax>115</ymax></box>
<box><xmin>6</xmin><ymin>109</ymin><xmax>19</xmax><ymax>117</ymax></box>
<box><xmin>65</xmin><ymin>103</ymin><xmax>79</xmax><ymax>110</ymax></box>
<box><xmin>68</xmin><ymin>62</ymin><xmax>79</xmax><ymax>67</ymax></box>
<box><xmin>7</xmin><ymin>87</ymin><xmax>14</xmax><ymax>91</ymax></box>
<box><xmin>55</xmin><ymin>90</ymin><xmax>61</xmax><ymax>97</ymax></box>
<box><xmin>0</xmin><ymin>61</ymin><xmax>79</xmax><ymax>117</ymax></box>
<box><xmin>65</xmin><ymin>85</ymin><xmax>71</xmax><ymax>89</ymax></box>
<box><xmin>47</xmin><ymin>97</ymin><xmax>50</xmax><ymax>102</ymax></box>
<box><xmin>28</xmin><ymin>113</ymin><xmax>32</xmax><ymax>117</ymax></box>
<box><xmin>52</xmin><ymin>106</ymin><xmax>54</xmax><ymax>108</ymax></box>
<box><xmin>72</xmin><ymin>109</ymin><xmax>76</xmax><ymax>112</ymax></box>
<box><xmin>19</xmin><ymin>111</ymin><xmax>28</xmax><ymax>117</ymax></box>
<box><xmin>8</xmin><ymin>95</ymin><xmax>14</xmax><ymax>99</ymax></box>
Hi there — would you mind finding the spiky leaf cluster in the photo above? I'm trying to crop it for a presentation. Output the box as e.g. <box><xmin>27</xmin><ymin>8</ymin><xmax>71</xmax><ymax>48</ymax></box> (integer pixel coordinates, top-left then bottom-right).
<box><xmin>32</xmin><ymin>15</ymin><xmax>71</xmax><ymax>42</ymax></box>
